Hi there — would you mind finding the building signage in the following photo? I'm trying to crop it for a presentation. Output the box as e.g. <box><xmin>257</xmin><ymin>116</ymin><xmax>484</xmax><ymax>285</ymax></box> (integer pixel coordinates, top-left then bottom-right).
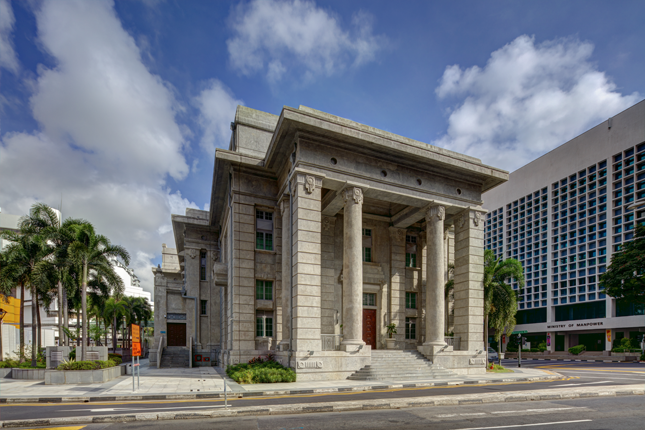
<box><xmin>515</xmin><ymin>314</ymin><xmax>644</xmax><ymax>334</ymax></box>
<box><xmin>606</xmin><ymin>329</ymin><xmax>611</xmax><ymax>343</ymax></box>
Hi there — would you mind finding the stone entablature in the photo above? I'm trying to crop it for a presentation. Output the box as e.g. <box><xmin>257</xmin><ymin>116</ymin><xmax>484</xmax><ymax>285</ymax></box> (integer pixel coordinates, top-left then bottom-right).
<box><xmin>155</xmin><ymin>105</ymin><xmax>508</xmax><ymax>377</ymax></box>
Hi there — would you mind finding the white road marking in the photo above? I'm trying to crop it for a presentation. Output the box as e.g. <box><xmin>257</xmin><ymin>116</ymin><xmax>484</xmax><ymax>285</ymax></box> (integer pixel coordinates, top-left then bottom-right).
<box><xmin>65</xmin><ymin>404</ymin><xmax>225</xmax><ymax>413</ymax></box>
<box><xmin>549</xmin><ymin>381</ymin><xmax>612</xmax><ymax>387</ymax></box>
<box><xmin>458</xmin><ymin>420</ymin><xmax>592</xmax><ymax>430</ymax></box>
<box><xmin>492</xmin><ymin>407</ymin><xmax>583</xmax><ymax>414</ymax></box>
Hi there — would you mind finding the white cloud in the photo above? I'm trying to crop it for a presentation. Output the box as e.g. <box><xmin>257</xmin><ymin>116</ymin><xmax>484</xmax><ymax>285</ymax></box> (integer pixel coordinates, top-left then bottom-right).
<box><xmin>0</xmin><ymin>0</ymin><xmax>20</xmax><ymax>74</ymax></box>
<box><xmin>434</xmin><ymin>35</ymin><xmax>641</xmax><ymax>172</ymax></box>
<box><xmin>194</xmin><ymin>79</ymin><xmax>243</xmax><ymax>155</ymax></box>
<box><xmin>0</xmin><ymin>0</ymin><xmax>200</xmax><ymax>296</ymax></box>
<box><xmin>227</xmin><ymin>0</ymin><xmax>384</xmax><ymax>82</ymax></box>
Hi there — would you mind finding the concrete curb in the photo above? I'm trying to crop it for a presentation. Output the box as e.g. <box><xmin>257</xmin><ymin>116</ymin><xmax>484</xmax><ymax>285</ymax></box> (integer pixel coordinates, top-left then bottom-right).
<box><xmin>0</xmin><ymin>384</ymin><xmax>642</xmax><ymax>428</ymax></box>
<box><xmin>0</xmin><ymin>374</ymin><xmax>560</xmax><ymax>404</ymax></box>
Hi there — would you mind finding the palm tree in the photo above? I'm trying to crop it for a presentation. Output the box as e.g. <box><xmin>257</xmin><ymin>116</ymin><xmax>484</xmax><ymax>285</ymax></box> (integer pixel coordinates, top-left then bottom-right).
<box><xmin>104</xmin><ymin>297</ymin><xmax>126</xmax><ymax>353</ymax></box>
<box><xmin>68</xmin><ymin>223</ymin><xmax>129</xmax><ymax>361</ymax></box>
<box><xmin>483</xmin><ymin>250</ymin><xmax>524</xmax><ymax>363</ymax></box>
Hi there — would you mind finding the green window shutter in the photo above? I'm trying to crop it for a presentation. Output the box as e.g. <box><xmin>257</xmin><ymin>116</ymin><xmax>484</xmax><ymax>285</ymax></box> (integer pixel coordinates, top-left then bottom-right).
<box><xmin>256</xmin><ymin>232</ymin><xmax>264</xmax><ymax>250</ymax></box>
<box><xmin>405</xmin><ymin>292</ymin><xmax>410</xmax><ymax>308</ymax></box>
<box><xmin>405</xmin><ymin>318</ymin><xmax>410</xmax><ymax>339</ymax></box>
<box><xmin>364</xmin><ymin>247</ymin><xmax>371</xmax><ymax>262</ymax></box>
<box><xmin>406</xmin><ymin>253</ymin><xmax>410</xmax><ymax>267</ymax></box>
<box><xmin>265</xmin><ymin>233</ymin><xmax>273</xmax><ymax>250</ymax></box>
<box><xmin>265</xmin><ymin>281</ymin><xmax>273</xmax><ymax>300</ymax></box>
<box><xmin>411</xmin><ymin>254</ymin><xmax>417</xmax><ymax>268</ymax></box>
<box><xmin>266</xmin><ymin>318</ymin><xmax>273</xmax><ymax>337</ymax></box>
<box><xmin>411</xmin><ymin>321</ymin><xmax>416</xmax><ymax>339</ymax></box>
<box><xmin>256</xmin><ymin>280</ymin><xmax>264</xmax><ymax>300</ymax></box>
<box><xmin>411</xmin><ymin>293</ymin><xmax>416</xmax><ymax>309</ymax></box>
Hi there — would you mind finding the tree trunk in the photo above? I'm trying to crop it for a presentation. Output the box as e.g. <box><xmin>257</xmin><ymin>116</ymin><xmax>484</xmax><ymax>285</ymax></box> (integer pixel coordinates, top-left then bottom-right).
<box><xmin>35</xmin><ymin>293</ymin><xmax>42</xmax><ymax>362</ymax></box>
<box><xmin>112</xmin><ymin>315</ymin><xmax>117</xmax><ymax>353</ymax></box>
<box><xmin>76</xmin><ymin>309</ymin><xmax>80</xmax><ymax>347</ymax></box>
<box><xmin>31</xmin><ymin>288</ymin><xmax>37</xmax><ymax>367</ymax></box>
<box><xmin>484</xmin><ymin>314</ymin><xmax>489</xmax><ymax>365</ymax></box>
<box><xmin>62</xmin><ymin>288</ymin><xmax>69</xmax><ymax>346</ymax></box>
<box><xmin>81</xmin><ymin>261</ymin><xmax>88</xmax><ymax>362</ymax></box>
<box><xmin>104</xmin><ymin>318</ymin><xmax>108</xmax><ymax>348</ymax></box>
<box><xmin>19</xmin><ymin>282</ymin><xmax>25</xmax><ymax>362</ymax></box>
<box><xmin>57</xmin><ymin>280</ymin><xmax>63</xmax><ymax>346</ymax></box>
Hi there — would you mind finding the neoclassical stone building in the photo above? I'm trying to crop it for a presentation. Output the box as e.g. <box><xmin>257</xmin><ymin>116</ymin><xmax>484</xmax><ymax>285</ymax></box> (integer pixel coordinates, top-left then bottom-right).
<box><xmin>153</xmin><ymin>105</ymin><xmax>508</xmax><ymax>379</ymax></box>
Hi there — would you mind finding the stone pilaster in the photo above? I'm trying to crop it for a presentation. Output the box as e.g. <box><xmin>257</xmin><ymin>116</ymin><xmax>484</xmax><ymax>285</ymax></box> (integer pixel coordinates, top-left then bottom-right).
<box><xmin>233</xmin><ymin>198</ymin><xmax>256</xmax><ymax>353</ymax></box>
<box><xmin>341</xmin><ymin>186</ymin><xmax>365</xmax><ymax>351</ymax></box>
<box><xmin>389</xmin><ymin>227</ymin><xmax>406</xmax><ymax>347</ymax></box>
<box><xmin>184</xmin><ymin>246</ymin><xmax>201</xmax><ymax>348</ymax></box>
<box><xmin>290</xmin><ymin>173</ymin><xmax>323</xmax><ymax>351</ymax></box>
<box><xmin>453</xmin><ymin>208</ymin><xmax>485</xmax><ymax>352</ymax></box>
<box><xmin>279</xmin><ymin>198</ymin><xmax>291</xmax><ymax>351</ymax></box>
<box><xmin>321</xmin><ymin>216</ymin><xmax>337</xmax><ymax>335</ymax></box>
<box><xmin>423</xmin><ymin>205</ymin><xmax>446</xmax><ymax>347</ymax></box>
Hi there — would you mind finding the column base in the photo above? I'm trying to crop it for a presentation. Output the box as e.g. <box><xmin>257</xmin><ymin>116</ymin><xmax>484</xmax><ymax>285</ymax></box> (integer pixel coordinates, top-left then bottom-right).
<box><xmin>340</xmin><ymin>339</ymin><xmax>366</xmax><ymax>352</ymax></box>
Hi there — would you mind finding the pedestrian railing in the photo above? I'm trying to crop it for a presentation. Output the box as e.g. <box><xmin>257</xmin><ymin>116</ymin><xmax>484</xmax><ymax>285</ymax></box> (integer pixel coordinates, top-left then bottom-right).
<box><xmin>321</xmin><ymin>334</ymin><xmax>342</xmax><ymax>351</ymax></box>
<box><xmin>444</xmin><ymin>336</ymin><xmax>461</xmax><ymax>350</ymax></box>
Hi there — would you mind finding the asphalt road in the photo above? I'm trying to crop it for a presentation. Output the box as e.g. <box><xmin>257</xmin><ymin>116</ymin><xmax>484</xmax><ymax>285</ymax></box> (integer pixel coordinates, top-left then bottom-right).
<box><xmin>5</xmin><ymin>395</ymin><xmax>645</xmax><ymax>430</ymax></box>
<box><xmin>0</xmin><ymin>360</ymin><xmax>642</xmax><ymax>423</ymax></box>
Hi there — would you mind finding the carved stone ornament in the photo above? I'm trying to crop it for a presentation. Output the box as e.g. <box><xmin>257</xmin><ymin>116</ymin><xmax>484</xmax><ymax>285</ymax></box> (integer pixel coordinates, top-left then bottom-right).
<box><xmin>457</xmin><ymin>213</ymin><xmax>466</xmax><ymax>229</ymax></box>
<box><xmin>187</xmin><ymin>248</ymin><xmax>198</xmax><ymax>259</ymax></box>
<box><xmin>305</xmin><ymin>175</ymin><xmax>316</xmax><ymax>194</ymax></box>
<box><xmin>343</xmin><ymin>187</ymin><xmax>364</xmax><ymax>205</ymax></box>
<box><xmin>473</xmin><ymin>211</ymin><xmax>482</xmax><ymax>227</ymax></box>
<box><xmin>280</xmin><ymin>199</ymin><xmax>288</xmax><ymax>216</ymax></box>
<box><xmin>426</xmin><ymin>205</ymin><xmax>445</xmax><ymax>222</ymax></box>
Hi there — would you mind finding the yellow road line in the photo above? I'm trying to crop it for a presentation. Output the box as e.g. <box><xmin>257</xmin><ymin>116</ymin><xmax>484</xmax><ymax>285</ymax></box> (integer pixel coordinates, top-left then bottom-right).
<box><xmin>535</xmin><ymin>365</ymin><xmax>645</xmax><ymax>374</ymax></box>
<box><xmin>19</xmin><ymin>427</ymin><xmax>85</xmax><ymax>430</ymax></box>
<box><xmin>0</xmin><ymin>377</ymin><xmax>569</xmax><ymax>408</ymax></box>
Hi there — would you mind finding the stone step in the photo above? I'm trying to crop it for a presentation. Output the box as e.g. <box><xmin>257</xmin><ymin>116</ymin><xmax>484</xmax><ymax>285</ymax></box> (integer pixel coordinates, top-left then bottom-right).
<box><xmin>347</xmin><ymin>350</ymin><xmax>458</xmax><ymax>381</ymax></box>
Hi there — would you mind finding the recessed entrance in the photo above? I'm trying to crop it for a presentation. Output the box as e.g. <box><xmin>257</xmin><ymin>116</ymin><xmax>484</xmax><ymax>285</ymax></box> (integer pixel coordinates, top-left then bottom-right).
<box><xmin>362</xmin><ymin>309</ymin><xmax>377</xmax><ymax>349</ymax></box>
<box><xmin>167</xmin><ymin>323</ymin><xmax>186</xmax><ymax>347</ymax></box>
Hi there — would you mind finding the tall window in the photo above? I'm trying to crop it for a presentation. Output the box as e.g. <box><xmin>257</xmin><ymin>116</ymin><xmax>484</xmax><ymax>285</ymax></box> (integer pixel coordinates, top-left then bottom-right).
<box><xmin>256</xmin><ymin>311</ymin><xmax>273</xmax><ymax>337</ymax></box>
<box><xmin>363</xmin><ymin>293</ymin><xmax>376</xmax><ymax>306</ymax></box>
<box><xmin>256</xmin><ymin>210</ymin><xmax>274</xmax><ymax>250</ymax></box>
<box><xmin>405</xmin><ymin>235</ymin><xmax>417</xmax><ymax>267</ymax></box>
<box><xmin>405</xmin><ymin>292</ymin><xmax>417</xmax><ymax>309</ymax></box>
<box><xmin>362</xmin><ymin>228</ymin><xmax>372</xmax><ymax>262</ymax></box>
<box><xmin>200</xmin><ymin>251</ymin><xmax>207</xmax><ymax>281</ymax></box>
<box><xmin>256</xmin><ymin>280</ymin><xmax>273</xmax><ymax>300</ymax></box>
<box><xmin>405</xmin><ymin>317</ymin><xmax>416</xmax><ymax>340</ymax></box>
<box><xmin>200</xmin><ymin>300</ymin><xmax>207</xmax><ymax>315</ymax></box>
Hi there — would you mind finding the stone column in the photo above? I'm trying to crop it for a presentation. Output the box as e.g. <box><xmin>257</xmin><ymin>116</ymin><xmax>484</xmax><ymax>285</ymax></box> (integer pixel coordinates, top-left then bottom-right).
<box><xmin>453</xmin><ymin>208</ymin><xmax>485</xmax><ymax>352</ymax></box>
<box><xmin>424</xmin><ymin>205</ymin><xmax>446</xmax><ymax>348</ymax></box>
<box><xmin>279</xmin><ymin>198</ymin><xmax>291</xmax><ymax>351</ymax></box>
<box><xmin>341</xmin><ymin>187</ymin><xmax>365</xmax><ymax>351</ymax></box>
<box><xmin>389</xmin><ymin>227</ymin><xmax>406</xmax><ymax>348</ymax></box>
<box><xmin>184</xmin><ymin>247</ymin><xmax>201</xmax><ymax>349</ymax></box>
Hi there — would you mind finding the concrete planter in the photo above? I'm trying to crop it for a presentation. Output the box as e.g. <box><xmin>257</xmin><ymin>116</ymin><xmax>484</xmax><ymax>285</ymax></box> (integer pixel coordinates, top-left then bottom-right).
<box><xmin>45</xmin><ymin>366</ymin><xmax>121</xmax><ymax>385</ymax></box>
<box><xmin>0</xmin><ymin>368</ymin><xmax>12</xmax><ymax>378</ymax></box>
<box><xmin>386</xmin><ymin>339</ymin><xmax>396</xmax><ymax>349</ymax></box>
<box><xmin>11</xmin><ymin>368</ymin><xmax>46</xmax><ymax>380</ymax></box>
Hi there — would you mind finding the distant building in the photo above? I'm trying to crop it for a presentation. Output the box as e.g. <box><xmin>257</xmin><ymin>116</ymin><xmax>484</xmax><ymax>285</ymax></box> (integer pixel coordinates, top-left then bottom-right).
<box><xmin>483</xmin><ymin>100</ymin><xmax>645</xmax><ymax>353</ymax></box>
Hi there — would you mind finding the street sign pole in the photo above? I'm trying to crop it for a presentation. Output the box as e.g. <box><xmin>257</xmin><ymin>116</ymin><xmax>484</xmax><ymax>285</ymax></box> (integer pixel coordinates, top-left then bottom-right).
<box><xmin>517</xmin><ymin>333</ymin><xmax>522</xmax><ymax>368</ymax></box>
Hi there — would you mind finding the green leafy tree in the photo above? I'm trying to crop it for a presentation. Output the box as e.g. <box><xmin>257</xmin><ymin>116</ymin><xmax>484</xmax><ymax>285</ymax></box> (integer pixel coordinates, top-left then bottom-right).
<box><xmin>68</xmin><ymin>223</ymin><xmax>129</xmax><ymax>361</ymax></box>
<box><xmin>104</xmin><ymin>297</ymin><xmax>126</xmax><ymax>352</ymax></box>
<box><xmin>484</xmin><ymin>249</ymin><xmax>523</xmax><ymax>362</ymax></box>
<box><xmin>601</xmin><ymin>224</ymin><xmax>645</xmax><ymax>305</ymax></box>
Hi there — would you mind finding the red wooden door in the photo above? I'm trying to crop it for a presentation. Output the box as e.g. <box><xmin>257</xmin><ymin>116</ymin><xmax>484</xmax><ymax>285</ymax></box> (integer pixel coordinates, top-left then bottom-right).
<box><xmin>362</xmin><ymin>309</ymin><xmax>377</xmax><ymax>349</ymax></box>
<box><xmin>167</xmin><ymin>323</ymin><xmax>186</xmax><ymax>347</ymax></box>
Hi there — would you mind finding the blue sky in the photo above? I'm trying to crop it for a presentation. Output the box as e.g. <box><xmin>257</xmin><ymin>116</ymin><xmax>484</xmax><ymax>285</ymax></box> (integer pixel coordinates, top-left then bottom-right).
<box><xmin>1</xmin><ymin>0</ymin><xmax>643</xmax><ymax>295</ymax></box>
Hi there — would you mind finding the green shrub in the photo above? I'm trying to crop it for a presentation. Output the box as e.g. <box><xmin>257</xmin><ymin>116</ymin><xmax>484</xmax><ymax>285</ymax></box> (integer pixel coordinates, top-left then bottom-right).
<box><xmin>69</xmin><ymin>348</ymin><xmax>76</xmax><ymax>360</ymax></box>
<box><xmin>537</xmin><ymin>342</ymin><xmax>547</xmax><ymax>352</ymax></box>
<box><xmin>506</xmin><ymin>346</ymin><xmax>518</xmax><ymax>352</ymax></box>
<box><xmin>226</xmin><ymin>358</ymin><xmax>296</xmax><ymax>384</ymax></box>
<box><xmin>521</xmin><ymin>349</ymin><xmax>530</xmax><ymax>352</ymax></box>
<box><xmin>529</xmin><ymin>348</ymin><xmax>539</xmax><ymax>352</ymax></box>
<box><xmin>0</xmin><ymin>360</ymin><xmax>19</xmax><ymax>368</ymax></box>
<box><xmin>640</xmin><ymin>353</ymin><xmax>645</xmax><ymax>362</ymax></box>
<box><xmin>56</xmin><ymin>359</ymin><xmax>117</xmax><ymax>371</ymax></box>
<box><xmin>108</xmin><ymin>354</ymin><xmax>122</xmax><ymax>365</ymax></box>
<box><xmin>568</xmin><ymin>344</ymin><xmax>586</xmax><ymax>355</ymax></box>
<box><xmin>612</xmin><ymin>347</ymin><xmax>625</xmax><ymax>353</ymax></box>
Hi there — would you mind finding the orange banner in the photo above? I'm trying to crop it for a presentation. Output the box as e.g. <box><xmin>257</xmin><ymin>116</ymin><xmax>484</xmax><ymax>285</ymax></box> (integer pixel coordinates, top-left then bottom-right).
<box><xmin>132</xmin><ymin>342</ymin><xmax>141</xmax><ymax>357</ymax></box>
<box><xmin>132</xmin><ymin>324</ymin><xmax>140</xmax><ymax>343</ymax></box>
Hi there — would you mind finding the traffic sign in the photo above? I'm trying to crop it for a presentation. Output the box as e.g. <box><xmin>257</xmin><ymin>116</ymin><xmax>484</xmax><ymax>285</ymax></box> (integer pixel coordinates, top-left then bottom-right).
<box><xmin>131</xmin><ymin>324</ymin><xmax>140</xmax><ymax>343</ymax></box>
<box><xmin>512</xmin><ymin>330</ymin><xmax>527</xmax><ymax>334</ymax></box>
<box><xmin>132</xmin><ymin>342</ymin><xmax>142</xmax><ymax>357</ymax></box>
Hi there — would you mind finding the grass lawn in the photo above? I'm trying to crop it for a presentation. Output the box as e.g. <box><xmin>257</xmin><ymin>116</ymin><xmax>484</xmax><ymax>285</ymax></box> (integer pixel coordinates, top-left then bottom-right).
<box><xmin>486</xmin><ymin>364</ymin><xmax>513</xmax><ymax>373</ymax></box>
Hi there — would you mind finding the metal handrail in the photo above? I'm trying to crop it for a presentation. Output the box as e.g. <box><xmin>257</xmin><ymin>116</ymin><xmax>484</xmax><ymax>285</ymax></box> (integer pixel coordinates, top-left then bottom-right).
<box><xmin>156</xmin><ymin>335</ymin><xmax>164</xmax><ymax>369</ymax></box>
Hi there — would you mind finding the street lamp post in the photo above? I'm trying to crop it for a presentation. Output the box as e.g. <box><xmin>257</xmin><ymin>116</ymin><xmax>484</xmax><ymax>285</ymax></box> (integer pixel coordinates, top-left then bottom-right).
<box><xmin>517</xmin><ymin>333</ymin><xmax>522</xmax><ymax>368</ymax></box>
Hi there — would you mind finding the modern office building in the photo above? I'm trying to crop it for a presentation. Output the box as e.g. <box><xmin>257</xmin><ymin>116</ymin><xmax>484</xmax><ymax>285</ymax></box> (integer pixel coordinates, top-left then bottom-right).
<box><xmin>483</xmin><ymin>100</ymin><xmax>645</xmax><ymax>353</ymax></box>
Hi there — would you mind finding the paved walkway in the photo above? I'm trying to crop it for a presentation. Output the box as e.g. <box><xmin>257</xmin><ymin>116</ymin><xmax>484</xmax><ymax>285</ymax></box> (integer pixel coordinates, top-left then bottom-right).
<box><xmin>0</xmin><ymin>360</ymin><xmax>558</xmax><ymax>401</ymax></box>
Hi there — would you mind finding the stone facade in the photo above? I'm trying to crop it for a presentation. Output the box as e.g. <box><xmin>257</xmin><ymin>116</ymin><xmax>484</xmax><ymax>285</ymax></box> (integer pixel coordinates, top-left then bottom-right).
<box><xmin>153</xmin><ymin>105</ymin><xmax>508</xmax><ymax>379</ymax></box>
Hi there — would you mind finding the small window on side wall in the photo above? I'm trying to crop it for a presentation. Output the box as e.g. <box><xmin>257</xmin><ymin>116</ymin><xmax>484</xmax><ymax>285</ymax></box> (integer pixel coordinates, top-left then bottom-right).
<box><xmin>256</xmin><ymin>311</ymin><xmax>273</xmax><ymax>337</ymax></box>
<box><xmin>256</xmin><ymin>210</ymin><xmax>274</xmax><ymax>251</ymax></box>
<box><xmin>362</xmin><ymin>228</ymin><xmax>372</xmax><ymax>262</ymax></box>
<box><xmin>200</xmin><ymin>300</ymin><xmax>207</xmax><ymax>315</ymax></box>
<box><xmin>406</xmin><ymin>235</ymin><xmax>417</xmax><ymax>267</ymax></box>
<box><xmin>256</xmin><ymin>280</ymin><xmax>273</xmax><ymax>300</ymax></box>
<box><xmin>363</xmin><ymin>293</ymin><xmax>376</xmax><ymax>306</ymax></box>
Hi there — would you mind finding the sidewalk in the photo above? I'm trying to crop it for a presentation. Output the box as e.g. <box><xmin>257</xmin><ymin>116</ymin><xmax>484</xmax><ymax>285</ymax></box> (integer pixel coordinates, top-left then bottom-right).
<box><xmin>0</xmin><ymin>360</ymin><xmax>559</xmax><ymax>403</ymax></box>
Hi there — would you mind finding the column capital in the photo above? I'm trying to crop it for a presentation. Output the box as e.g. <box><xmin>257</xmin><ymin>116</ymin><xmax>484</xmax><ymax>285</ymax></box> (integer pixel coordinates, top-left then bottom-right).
<box><xmin>322</xmin><ymin>216</ymin><xmax>337</xmax><ymax>232</ymax></box>
<box><xmin>455</xmin><ymin>208</ymin><xmax>486</xmax><ymax>231</ymax></box>
<box><xmin>280</xmin><ymin>199</ymin><xmax>289</xmax><ymax>216</ymax></box>
<box><xmin>426</xmin><ymin>205</ymin><xmax>445</xmax><ymax>222</ymax></box>
<box><xmin>291</xmin><ymin>172</ymin><xmax>324</xmax><ymax>194</ymax></box>
<box><xmin>342</xmin><ymin>186</ymin><xmax>364</xmax><ymax>205</ymax></box>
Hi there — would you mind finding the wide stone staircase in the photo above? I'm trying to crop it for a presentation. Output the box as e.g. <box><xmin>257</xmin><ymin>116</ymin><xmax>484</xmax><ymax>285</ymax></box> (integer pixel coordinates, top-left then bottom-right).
<box><xmin>159</xmin><ymin>346</ymin><xmax>190</xmax><ymax>368</ymax></box>
<box><xmin>347</xmin><ymin>350</ymin><xmax>457</xmax><ymax>381</ymax></box>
